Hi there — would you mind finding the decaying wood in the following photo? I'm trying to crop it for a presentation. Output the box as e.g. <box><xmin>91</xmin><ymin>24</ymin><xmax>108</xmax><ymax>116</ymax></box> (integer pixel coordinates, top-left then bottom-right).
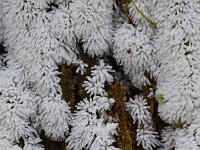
<box><xmin>40</xmin><ymin>131</ymin><xmax>66</xmax><ymax>150</ymax></box>
<box><xmin>121</xmin><ymin>0</ymin><xmax>132</xmax><ymax>23</ymax></box>
<box><xmin>60</xmin><ymin>64</ymin><xmax>75</xmax><ymax>112</ymax></box>
<box><xmin>74</xmin><ymin>43</ymin><xmax>99</xmax><ymax>100</ymax></box>
<box><xmin>107</xmin><ymin>80</ymin><xmax>134</xmax><ymax>150</ymax></box>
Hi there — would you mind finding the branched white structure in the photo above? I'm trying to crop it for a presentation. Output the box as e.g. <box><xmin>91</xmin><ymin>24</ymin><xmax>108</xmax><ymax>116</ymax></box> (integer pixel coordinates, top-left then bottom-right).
<box><xmin>160</xmin><ymin>123</ymin><xmax>200</xmax><ymax>150</ymax></box>
<box><xmin>69</xmin><ymin>0</ymin><xmax>114</xmax><ymax>57</ymax></box>
<box><xmin>126</xmin><ymin>95</ymin><xmax>161</xmax><ymax>150</ymax></box>
<box><xmin>83</xmin><ymin>76</ymin><xmax>106</xmax><ymax>96</ymax></box>
<box><xmin>91</xmin><ymin>60</ymin><xmax>114</xmax><ymax>84</ymax></box>
<box><xmin>114</xmin><ymin>1</ymin><xmax>161</xmax><ymax>149</ymax></box>
<box><xmin>159</xmin><ymin>127</ymin><xmax>176</xmax><ymax>150</ymax></box>
<box><xmin>66</xmin><ymin>96</ymin><xmax>118</xmax><ymax>150</ymax></box>
<box><xmin>83</xmin><ymin>59</ymin><xmax>114</xmax><ymax>96</ymax></box>
<box><xmin>137</xmin><ymin>128</ymin><xmax>161</xmax><ymax>150</ymax></box>
<box><xmin>113</xmin><ymin>23</ymin><xmax>153</xmax><ymax>88</ymax></box>
<box><xmin>38</xmin><ymin>96</ymin><xmax>71</xmax><ymax>141</ymax></box>
<box><xmin>0</xmin><ymin>86</ymin><xmax>37</xmax><ymax>142</ymax></box>
<box><xmin>153</xmin><ymin>0</ymin><xmax>200</xmax><ymax>149</ymax></box>
<box><xmin>0</xmin><ymin>0</ymin><xmax>118</xmax><ymax>148</ymax></box>
<box><xmin>126</xmin><ymin>96</ymin><xmax>151</xmax><ymax>125</ymax></box>
<box><xmin>0</xmin><ymin>130</ymin><xmax>22</xmax><ymax>150</ymax></box>
<box><xmin>128</xmin><ymin>0</ymin><xmax>153</xmax><ymax>36</ymax></box>
<box><xmin>67</xmin><ymin>59</ymin><xmax>119</xmax><ymax>149</ymax></box>
<box><xmin>113</xmin><ymin>0</ymin><xmax>155</xmax><ymax>89</ymax></box>
<box><xmin>153</xmin><ymin>0</ymin><xmax>200</xmax><ymax>125</ymax></box>
<box><xmin>1</xmin><ymin>0</ymin><xmax>72</xmax><ymax>146</ymax></box>
<box><xmin>1</xmin><ymin>0</ymin><xmax>200</xmax><ymax>149</ymax></box>
<box><xmin>74</xmin><ymin>59</ymin><xmax>88</xmax><ymax>75</ymax></box>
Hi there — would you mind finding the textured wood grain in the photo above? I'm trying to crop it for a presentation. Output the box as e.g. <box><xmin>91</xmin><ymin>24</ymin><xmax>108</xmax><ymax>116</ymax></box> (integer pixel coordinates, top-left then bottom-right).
<box><xmin>107</xmin><ymin>80</ymin><xmax>134</xmax><ymax>150</ymax></box>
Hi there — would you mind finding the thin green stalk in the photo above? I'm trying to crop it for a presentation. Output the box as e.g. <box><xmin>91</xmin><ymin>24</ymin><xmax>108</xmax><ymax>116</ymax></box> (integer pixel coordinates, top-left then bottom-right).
<box><xmin>131</xmin><ymin>0</ymin><xmax>157</xmax><ymax>29</ymax></box>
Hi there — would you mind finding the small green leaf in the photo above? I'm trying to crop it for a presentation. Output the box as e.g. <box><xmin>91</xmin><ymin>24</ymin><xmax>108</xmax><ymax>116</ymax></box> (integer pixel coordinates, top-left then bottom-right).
<box><xmin>176</xmin><ymin>120</ymin><xmax>184</xmax><ymax>129</ymax></box>
<box><xmin>130</xmin><ymin>0</ymin><xmax>157</xmax><ymax>29</ymax></box>
<box><xmin>157</xmin><ymin>94</ymin><xmax>164</xmax><ymax>101</ymax></box>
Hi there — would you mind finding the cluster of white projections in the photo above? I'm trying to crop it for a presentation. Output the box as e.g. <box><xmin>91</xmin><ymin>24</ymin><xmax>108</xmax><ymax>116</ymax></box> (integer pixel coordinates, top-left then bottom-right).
<box><xmin>153</xmin><ymin>0</ymin><xmax>200</xmax><ymax>149</ymax></box>
<box><xmin>1</xmin><ymin>0</ymin><xmax>200</xmax><ymax>149</ymax></box>
<box><xmin>0</xmin><ymin>0</ymin><xmax>117</xmax><ymax>149</ymax></box>
<box><xmin>67</xmin><ymin>60</ymin><xmax>119</xmax><ymax>150</ymax></box>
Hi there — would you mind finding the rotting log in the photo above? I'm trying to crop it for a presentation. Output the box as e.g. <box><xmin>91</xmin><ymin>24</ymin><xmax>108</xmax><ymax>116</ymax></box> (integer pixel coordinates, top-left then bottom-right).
<box><xmin>107</xmin><ymin>80</ymin><xmax>134</xmax><ymax>150</ymax></box>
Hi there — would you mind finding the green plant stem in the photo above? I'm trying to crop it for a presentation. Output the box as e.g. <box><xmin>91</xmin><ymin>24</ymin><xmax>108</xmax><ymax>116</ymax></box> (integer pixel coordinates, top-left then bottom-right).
<box><xmin>131</xmin><ymin>0</ymin><xmax>157</xmax><ymax>29</ymax></box>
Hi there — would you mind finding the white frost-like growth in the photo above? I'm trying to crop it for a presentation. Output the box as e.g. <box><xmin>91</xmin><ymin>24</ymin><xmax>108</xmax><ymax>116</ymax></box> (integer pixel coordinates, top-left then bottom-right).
<box><xmin>159</xmin><ymin>127</ymin><xmax>176</xmax><ymax>150</ymax></box>
<box><xmin>0</xmin><ymin>69</ymin><xmax>16</xmax><ymax>91</ymax></box>
<box><xmin>126</xmin><ymin>96</ymin><xmax>151</xmax><ymax>125</ymax></box>
<box><xmin>91</xmin><ymin>60</ymin><xmax>114</xmax><ymax>83</ymax></box>
<box><xmin>1</xmin><ymin>0</ymin><xmax>72</xmax><ymax>142</ymax></box>
<box><xmin>0</xmin><ymin>130</ymin><xmax>22</xmax><ymax>150</ymax></box>
<box><xmin>160</xmin><ymin>123</ymin><xmax>200</xmax><ymax>150</ymax></box>
<box><xmin>175</xmin><ymin>129</ymin><xmax>199</xmax><ymax>150</ymax></box>
<box><xmin>126</xmin><ymin>95</ymin><xmax>160</xmax><ymax>149</ymax></box>
<box><xmin>153</xmin><ymin>0</ymin><xmax>200</xmax><ymax>125</ymax></box>
<box><xmin>50</xmin><ymin>2</ymin><xmax>77</xmax><ymax>63</ymax></box>
<box><xmin>137</xmin><ymin>128</ymin><xmax>161</xmax><ymax>150</ymax></box>
<box><xmin>0</xmin><ymin>1</ymin><xmax>4</xmax><ymax>43</ymax></box>
<box><xmin>128</xmin><ymin>0</ymin><xmax>153</xmax><ymax>37</ymax></box>
<box><xmin>88</xmin><ymin>119</ymin><xmax>120</xmax><ymax>150</ymax></box>
<box><xmin>74</xmin><ymin>59</ymin><xmax>88</xmax><ymax>75</ymax></box>
<box><xmin>76</xmin><ymin>61</ymin><xmax>118</xmax><ymax>149</ymax></box>
<box><xmin>66</xmin><ymin>96</ymin><xmax>118</xmax><ymax>150</ymax></box>
<box><xmin>113</xmin><ymin>23</ymin><xmax>154</xmax><ymax>88</ymax></box>
<box><xmin>2</xmin><ymin>0</ymin><xmax>75</xmax><ymax>91</ymax></box>
<box><xmin>38</xmin><ymin>96</ymin><xmax>71</xmax><ymax>141</ymax></box>
<box><xmin>83</xmin><ymin>76</ymin><xmax>106</xmax><ymax>96</ymax></box>
<box><xmin>69</xmin><ymin>0</ymin><xmax>113</xmax><ymax>57</ymax></box>
<box><xmin>0</xmin><ymin>86</ymin><xmax>37</xmax><ymax>142</ymax></box>
<box><xmin>23</xmin><ymin>137</ymin><xmax>44</xmax><ymax>150</ymax></box>
<box><xmin>83</xmin><ymin>59</ymin><xmax>114</xmax><ymax>96</ymax></box>
<box><xmin>114</xmin><ymin>0</ymin><xmax>155</xmax><ymax>89</ymax></box>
